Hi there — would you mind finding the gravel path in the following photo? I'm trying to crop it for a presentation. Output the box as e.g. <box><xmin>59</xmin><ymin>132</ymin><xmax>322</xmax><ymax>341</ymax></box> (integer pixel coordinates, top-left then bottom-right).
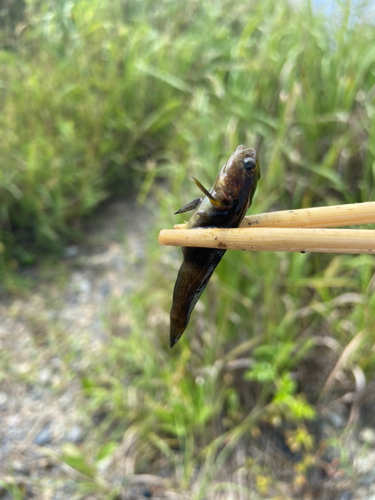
<box><xmin>0</xmin><ymin>199</ymin><xmax>155</xmax><ymax>499</ymax></box>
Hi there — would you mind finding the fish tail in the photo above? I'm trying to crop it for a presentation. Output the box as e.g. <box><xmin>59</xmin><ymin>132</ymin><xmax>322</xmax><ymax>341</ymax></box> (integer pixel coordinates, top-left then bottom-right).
<box><xmin>170</xmin><ymin>248</ymin><xmax>225</xmax><ymax>347</ymax></box>
<box><xmin>170</xmin><ymin>322</ymin><xmax>186</xmax><ymax>348</ymax></box>
<box><xmin>170</xmin><ymin>260</ymin><xmax>196</xmax><ymax>348</ymax></box>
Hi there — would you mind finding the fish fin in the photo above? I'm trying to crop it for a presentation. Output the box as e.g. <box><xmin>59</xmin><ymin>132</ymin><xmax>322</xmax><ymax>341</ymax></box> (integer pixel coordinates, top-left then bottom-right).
<box><xmin>192</xmin><ymin>177</ymin><xmax>228</xmax><ymax>210</ymax></box>
<box><xmin>174</xmin><ymin>197</ymin><xmax>201</xmax><ymax>215</ymax></box>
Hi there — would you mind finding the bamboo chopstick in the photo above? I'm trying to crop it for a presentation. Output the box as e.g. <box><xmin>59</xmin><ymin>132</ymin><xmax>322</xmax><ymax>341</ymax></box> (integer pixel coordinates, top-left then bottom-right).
<box><xmin>173</xmin><ymin>201</ymin><xmax>375</xmax><ymax>230</ymax></box>
<box><xmin>161</xmin><ymin>202</ymin><xmax>375</xmax><ymax>254</ymax></box>
<box><xmin>158</xmin><ymin>227</ymin><xmax>375</xmax><ymax>254</ymax></box>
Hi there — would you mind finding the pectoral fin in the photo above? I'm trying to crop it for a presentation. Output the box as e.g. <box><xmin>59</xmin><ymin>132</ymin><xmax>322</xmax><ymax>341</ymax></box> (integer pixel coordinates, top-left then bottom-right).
<box><xmin>192</xmin><ymin>177</ymin><xmax>228</xmax><ymax>210</ymax></box>
<box><xmin>174</xmin><ymin>197</ymin><xmax>201</xmax><ymax>215</ymax></box>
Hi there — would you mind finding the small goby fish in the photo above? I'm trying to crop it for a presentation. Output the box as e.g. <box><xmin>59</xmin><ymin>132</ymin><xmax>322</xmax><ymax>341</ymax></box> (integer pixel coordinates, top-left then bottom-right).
<box><xmin>170</xmin><ymin>145</ymin><xmax>260</xmax><ymax>347</ymax></box>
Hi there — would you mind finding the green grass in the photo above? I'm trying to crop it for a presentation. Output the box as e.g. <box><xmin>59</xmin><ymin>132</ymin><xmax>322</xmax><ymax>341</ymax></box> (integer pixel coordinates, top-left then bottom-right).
<box><xmin>1</xmin><ymin>0</ymin><xmax>375</xmax><ymax>497</ymax></box>
<box><xmin>1</xmin><ymin>0</ymin><xmax>375</xmax><ymax>264</ymax></box>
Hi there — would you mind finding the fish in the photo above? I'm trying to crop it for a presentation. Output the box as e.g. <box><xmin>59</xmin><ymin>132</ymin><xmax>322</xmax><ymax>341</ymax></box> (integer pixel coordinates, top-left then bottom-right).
<box><xmin>170</xmin><ymin>145</ymin><xmax>260</xmax><ymax>347</ymax></box>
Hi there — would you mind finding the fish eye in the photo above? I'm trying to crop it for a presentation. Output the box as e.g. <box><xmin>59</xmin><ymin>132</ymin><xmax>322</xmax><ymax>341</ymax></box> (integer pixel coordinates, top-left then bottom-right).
<box><xmin>244</xmin><ymin>157</ymin><xmax>256</xmax><ymax>170</ymax></box>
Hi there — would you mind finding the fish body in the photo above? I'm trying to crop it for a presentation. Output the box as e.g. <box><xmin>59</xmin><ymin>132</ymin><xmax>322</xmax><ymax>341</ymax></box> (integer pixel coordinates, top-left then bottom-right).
<box><xmin>170</xmin><ymin>145</ymin><xmax>260</xmax><ymax>347</ymax></box>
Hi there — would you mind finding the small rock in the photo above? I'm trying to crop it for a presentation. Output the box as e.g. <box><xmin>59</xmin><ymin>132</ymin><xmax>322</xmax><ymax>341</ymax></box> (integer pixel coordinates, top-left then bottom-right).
<box><xmin>359</xmin><ymin>427</ymin><xmax>375</xmax><ymax>446</ymax></box>
<box><xmin>37</xmin><ymin>457</ymin><xmax>54</xmax><ymax>469</ymax></box>
<box><xmin>99</xmin><ymin>281</ymin><xmax>111</xmax><ymax>298</ymax></box>
<box><xmin>12</xmin><ymin>460</ymin><xmax>29</xmax><ymax>475</ymax></box>
<box><xmin>340</xmin><ymin>493</ymin><xmax>353</xmax><ymax>500</ymax></box>
<box><xmin>326</xmin><ymin>409</ymin><xmax>346</xmax><ymax>429</ymax></box>
<box><xmin>354</xmin><ymin>451</ymin><xmax>375</xmax><ymax>474</ymax></box>
<box><xmin>78</xmin><ymin>277</ymin><xmax>91</xmax><ymax>295</ymax></box>
<box><xmin>58</xmin><ymin>392</ymin><xmax>73</xmax><ymax>409</ymax></box>
<box><xmin>64</xmin><ymin>245</ymin><xmax>79</xmax><ymax>257</ymax></box>
<box><xmin>34</xmin><ymin>422</ymin><xmax>52</xmax><ymax>446</ymax></box>
<box><xmin>0</xmin><ymin>392</ymin><xmax>8</xmax><ymax>411</ymax></box>
<box><xmin>358</xmin><ymin>473</ymin><xmax>375</xmax><ymax>487</ymax></box>
<box><xmin>6</xmin><ymin>414</ymin><xmax>21</xmax><ymax>426</ymax></box>
<box><xmin>66</xmin><ymin>425</ymin><xmax>84</xmax><ymax>443</ymax></box>
<box><xmin>51</xmin><ymin>357</ymin><xmax>62</xmax><ymax>370</ymax></box>
<box><xmin>38</xmin><ymin>368</ymin><xmax>52</xmax><ymax>385</ymax></box>
<box><xmin>17</xmin><ymin>362</ymin><xmax>32</xmax><ymax>375</ymax></box>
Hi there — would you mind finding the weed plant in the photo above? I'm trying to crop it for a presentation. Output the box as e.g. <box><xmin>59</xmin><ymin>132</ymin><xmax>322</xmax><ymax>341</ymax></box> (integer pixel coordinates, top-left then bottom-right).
<box><xmin>1</xmin><ymin>0</ymin><xmax>375</xmax><ymax>498</ymax></box>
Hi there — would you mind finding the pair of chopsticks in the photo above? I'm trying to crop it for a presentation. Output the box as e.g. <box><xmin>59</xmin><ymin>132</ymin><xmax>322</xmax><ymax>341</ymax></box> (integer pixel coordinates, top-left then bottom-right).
<box><xmin>158</xmin><ymin>202</ymin><xmax>375</xmax><ymax>254</ymax></box>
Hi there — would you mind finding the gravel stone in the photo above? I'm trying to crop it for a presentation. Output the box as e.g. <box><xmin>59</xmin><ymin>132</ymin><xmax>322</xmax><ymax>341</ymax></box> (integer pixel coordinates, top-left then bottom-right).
<box><xmin>359</xmin><ymin>427</ymin><xmax>375</xmax><ymax>446</ymax></box>
<box><xmin>12</xmin><ymin>459</ymin><xmax>29</xmax><ymax>475</ymax></box>
<box><xmin>34</xmin><ymin>422</ymin><xmax>53</xmax><ymax>446</ymax></box>
<box><xmin>66</xmin><ymin>424</ymin><xmax>84</xmax><ymax>443</ymax></box>
<box><xmin>64</xmin><ymin>245</ymin><xmax>79</xmax><ymax>257</ymax></box>
<box><xmin>354</xmin><ymin>451</ymin><xmax>375</xmax><ymax>475</ymax></box>
<box><xmin>325</xmin><ymin>408</ymin><xmax>347</xmax><ymax>429</ymax></box>
<box><xmin>38</xmin><ymin>367</ymin><xmax>52</xmax><ymax>385</ymax></box>
<box><xmin>0</xmin><ymin>392</ymin><xmax>9</xmax><ymax>411</ymax></box>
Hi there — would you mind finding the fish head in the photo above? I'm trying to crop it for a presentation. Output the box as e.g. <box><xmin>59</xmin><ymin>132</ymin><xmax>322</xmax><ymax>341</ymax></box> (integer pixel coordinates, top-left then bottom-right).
<box><xmin>214</xmin><ymin>145</ymin><xmax>260</xmax><ymax>209</ymax></box>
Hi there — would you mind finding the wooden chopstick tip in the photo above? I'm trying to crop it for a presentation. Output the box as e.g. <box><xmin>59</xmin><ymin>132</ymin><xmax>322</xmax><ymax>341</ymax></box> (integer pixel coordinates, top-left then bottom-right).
<box><xmin>159</xmin><ymin>229</ymin><xmax>181</xmax><ymax>247</ymax></box>
<box><xmin>158</xmin><ymin>230</ymin><xmax>166</xmax><ymax>245</ymax></box>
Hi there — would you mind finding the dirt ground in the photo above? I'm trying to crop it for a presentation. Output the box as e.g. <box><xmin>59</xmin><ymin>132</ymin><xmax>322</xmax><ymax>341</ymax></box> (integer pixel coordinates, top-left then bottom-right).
<box><xmin>0</xmin><ymin>199</ymin><xmax>375</xmax><ymax>500</ymax></box>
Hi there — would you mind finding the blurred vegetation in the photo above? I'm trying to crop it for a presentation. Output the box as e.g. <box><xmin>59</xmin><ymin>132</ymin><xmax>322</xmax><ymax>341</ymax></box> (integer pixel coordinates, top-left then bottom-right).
<box><xmin>1</xmin><ymin>0</ymin><xmax>375</xmax><ymax>497</ymax></box>
<box><xmin>1</xmin><ymin>0</ymin><xmax>375</xmax><ymax>265</ymax></box>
